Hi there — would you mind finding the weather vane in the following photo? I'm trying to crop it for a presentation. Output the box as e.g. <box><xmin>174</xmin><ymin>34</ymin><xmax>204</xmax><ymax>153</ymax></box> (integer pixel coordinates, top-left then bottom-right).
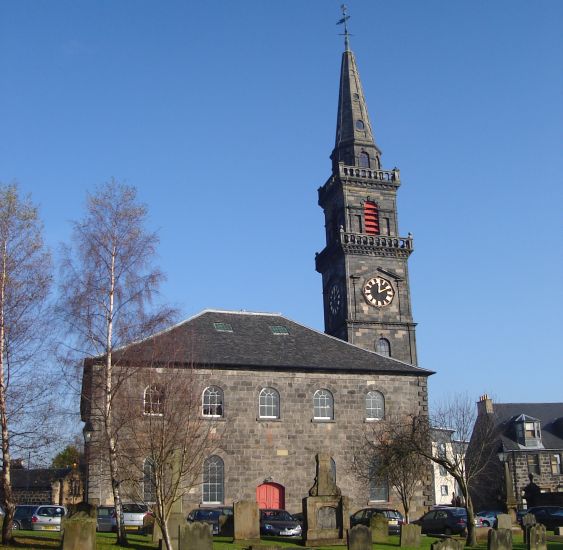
<box><xmin>336</xmin><ymin>4</ymin><xmax>352</xmax><ymax>50</ymax></box>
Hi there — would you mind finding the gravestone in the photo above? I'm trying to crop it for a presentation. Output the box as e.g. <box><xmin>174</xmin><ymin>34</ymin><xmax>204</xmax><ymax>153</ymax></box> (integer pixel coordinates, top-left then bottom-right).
<box><xmin>61</xmin><ymin>513</ymin><xmax>96</xmax><ymax>550</ymax></box>
<box><xmin>527</xmin><ymin>524</ymin><xmax>546</xmax><ymax>550</ymax></box>
<box><xmin>303</xmin><ymin>453</ymin><xmax>350</xmax><ymax>546</ymax></box>
<box><xmin>430</xmin><ymin>539</ymin><xmax>464</xmax><ymax>550</ymax></box>
<box><xmin>400</xmin><ymin>523</ymin><xmax>421</xmax><ymax>548</ymax></box>
<box><xmin>522</xmin><ymin>514</ymin><xmax>537</xmax><ymax>544</ymax></box>
<box><xmin>348</xmin><ymin>524</ymin><xmax>371</xmax><ymax>550</ymax></box>
<box><xmin>233</xmin><ymin>500</ymin><xmax>260</xmax><ymax>542</ymax></box>
<box><xmin>496</xmin><ymin>514</ymin><xmax>512</xmax><ymax>530</ymax></box>
<box><xmin>370</xmin><ymin>513</ymin><xmax>389</xmax><ymax>543</ymax></box>
<box><xmin>179</xmin><ymin>521</ymin><xmax>213</xmax><ymax>550</ymax></box>
<box><xmin>488</xmin><ymin>528</ymin><xmax>512</xmax><ymax>550</ymax></box>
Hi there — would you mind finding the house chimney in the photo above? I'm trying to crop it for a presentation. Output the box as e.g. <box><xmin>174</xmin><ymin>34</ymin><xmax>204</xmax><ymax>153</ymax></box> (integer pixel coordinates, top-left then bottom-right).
<box><xmin>477</xmin><ymin>394</ymin><xmax>494</xmax><ymax>415</ymax></box>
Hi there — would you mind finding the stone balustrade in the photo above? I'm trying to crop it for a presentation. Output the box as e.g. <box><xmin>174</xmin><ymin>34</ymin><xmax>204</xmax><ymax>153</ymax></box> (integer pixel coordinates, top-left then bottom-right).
<box><xmin>340</xmin><ymin>230</ymin><xmax>413</xmax><ymax>250</ymax></box>
<box><xmin>339</xmin><ymin>164</ymin><xmax>400</xmax><ymax>182</ymax></box>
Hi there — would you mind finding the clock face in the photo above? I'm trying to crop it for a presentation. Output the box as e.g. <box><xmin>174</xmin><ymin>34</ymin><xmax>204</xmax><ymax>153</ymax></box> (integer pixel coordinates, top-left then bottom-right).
<box><xmin>363</xmin><ymin>276</ymin><xmax>395</xmax><ymax>307</ymax></box>
<box><xmin>328</xmin><ymin>284</ymin><xmax>342</xmax><ymax>316</ymax></box>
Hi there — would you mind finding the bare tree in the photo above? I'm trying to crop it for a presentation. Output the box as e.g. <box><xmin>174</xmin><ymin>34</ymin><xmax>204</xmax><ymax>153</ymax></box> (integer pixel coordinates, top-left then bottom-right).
<box><xmin>117</xmin><ymin>344</ymin><xmax>222</xmax><ymax>550</ymax></box>
<box><xmin>59</xmin><ymin>180</ymin><xmax>174</xmax><ymax>545</ymax></box>
<box><xmin>400</xmin><ymin>395</ymin><xmax>498</xmax><ymax>546</ymax></box>
<box><xmin>353</xmin><ymin>415</ymin><xmax>430</xmax><ymax>522</ymax></box>
<box><xmin>0</xmin><ymin>184</ymin><xmax>54</xmax><ymax>543</ymax></box>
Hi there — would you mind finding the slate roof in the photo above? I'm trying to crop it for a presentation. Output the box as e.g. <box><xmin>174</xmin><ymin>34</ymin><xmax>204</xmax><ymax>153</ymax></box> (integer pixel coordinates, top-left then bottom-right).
<box><xmin>493</xmin><ymin>402</ymin><xmax>563</xmax><ymax>451</ymax></box>
<box><xmin>11</xmin><ymin>468</ymin><xmax>72</xmax><ymax>490</ymax></box>
<box><xmin>108</xmin><ymin>309</ymin><xmax>433</xmax><ymax>376</ymax></box>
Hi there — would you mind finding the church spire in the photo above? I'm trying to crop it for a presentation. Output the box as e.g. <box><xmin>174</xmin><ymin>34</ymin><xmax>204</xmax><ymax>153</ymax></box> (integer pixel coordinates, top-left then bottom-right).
<box><xmin>332</xmin><ymin>7</ymin><xmax>381</xmax><ymax>170</ymax></box>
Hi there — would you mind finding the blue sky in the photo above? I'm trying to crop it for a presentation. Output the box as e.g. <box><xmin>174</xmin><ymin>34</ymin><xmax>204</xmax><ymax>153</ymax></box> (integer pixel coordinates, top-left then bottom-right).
<box><xmin>1</xmin><ymin>1</ymin><xmax>562</xmax><ymax>406</ymax></box>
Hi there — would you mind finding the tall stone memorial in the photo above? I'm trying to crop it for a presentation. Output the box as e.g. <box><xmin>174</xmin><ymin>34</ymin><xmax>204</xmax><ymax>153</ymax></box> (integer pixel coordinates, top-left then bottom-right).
<box><xmin>303</xmin><ymin>453</ymin><xmax>350</xmax><ymax>546</ymax></box>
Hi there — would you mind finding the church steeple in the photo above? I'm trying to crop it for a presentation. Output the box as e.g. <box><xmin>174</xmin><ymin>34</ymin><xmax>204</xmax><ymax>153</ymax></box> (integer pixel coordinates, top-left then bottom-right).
<box><xmin>331</xmin><ymin>37</ymin><xmax>381</xmax><ymax>171</ymax></box>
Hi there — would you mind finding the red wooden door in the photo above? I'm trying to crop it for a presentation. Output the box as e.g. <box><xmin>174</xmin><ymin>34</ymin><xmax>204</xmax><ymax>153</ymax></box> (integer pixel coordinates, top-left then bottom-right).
<box><xmin>256</xmin><ymin>482</ymin><xmax>285</xmax><ymax>509</ymax></box>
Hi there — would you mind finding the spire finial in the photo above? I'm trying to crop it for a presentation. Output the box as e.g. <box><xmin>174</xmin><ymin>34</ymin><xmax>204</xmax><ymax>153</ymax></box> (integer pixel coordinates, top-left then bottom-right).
<box><xmin>336</xmin><ymin>4</ymin><xmax>351</xmax><ymax>51</ymax></box>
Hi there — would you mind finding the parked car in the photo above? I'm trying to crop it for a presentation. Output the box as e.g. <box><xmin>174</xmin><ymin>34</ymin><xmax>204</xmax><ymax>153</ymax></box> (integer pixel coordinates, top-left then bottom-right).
<box><xmin>413</xmin><ymin>507</ymin><xmax>468</xmax><ymax>536</ymax></box>
<box><xmin>186</xmin><ymin>508</ymin><xmax>224</xmax><ymax>535</ymax></box>
<box><xmin>524</xmin><ymin>506</ymin><xmax>563</xmax><ymax>532</ymax></box>
<box><xmin>350</xmin><ymin>508</ymin><xmax>404</xmax><ymax>535</ymax></box>
<box><xmin>12</xmin><ymin>505</ymin><xmax>38</xmax><ymax>530</ymax></box>
<box><xmin>123</xmin><ymin>503</ymin><xmax>152</xmax><ymax>533</ymax></box>
<box><xmin>475</xmin><ymin>510</ymin><xmax>503</xmax><ymax>527</ymax></box>
<box><xmin>260</xmin><ymin>509</ymin><xmax>302</xmax><ymax>537</ymax></box>
<box><xmin>96</xmin><ymin>505</ymin><xmax>117</xmax><ymax>532</ymax></box>
<box><xmin>31</xmin><ymin>505</ymin><xmax>67</xmax><ymax>532</ymax></box>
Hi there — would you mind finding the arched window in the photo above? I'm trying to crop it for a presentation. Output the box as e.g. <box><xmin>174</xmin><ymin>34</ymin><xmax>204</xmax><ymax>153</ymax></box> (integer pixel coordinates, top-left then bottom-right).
<box><xmin>359</xmin><ymin>152</ymin><xmax>370</xmax><ymax>168</ymax></box>
<box><xmin>144</xmin><ymin>385</ymin><xmax>164</xmax><ymax>415</ymax></box>
<box><xmin>364</xmin><ymin>201</ymin><xmax>380</xmax><ymax>235</ymax></box>
<box><xmin>313</xmin><ymin>389</ymin><xmax>334</xmax><ymax>420</ymax></box>
<box><xmin>143</xmin><ymin>458</ymin><xmax>156</xmax><ymax>503</ymax></box>
<box><xmin>366</xmin><ymin>391</ymin><xmax>385</xmax><ymax>420</ymax></box>
<box><xmin>202</xmin><ymin>386</ymin><xmax>224</xmax><ymax>417</ymax></box>
<box><xmin>376</xmin><ymin>338</ymin><xmax>391</xmax><ymax>357</ymax></box>
<box><xmin>259</xmin><ymin>387</ymin><xmax>280</xmax><ymax>419</ymax></box>
<box><xmin>203</xmin><ymin>456</ymin><xmax>224</xmax><ymax>504</ymax></box>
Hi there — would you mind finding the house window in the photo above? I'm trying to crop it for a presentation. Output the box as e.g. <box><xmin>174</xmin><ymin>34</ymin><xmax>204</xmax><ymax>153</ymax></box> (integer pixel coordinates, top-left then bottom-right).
<box><xmin>313</xmin><ymin>389</ymin><xmax>334</xmax><ymax>420</ymax></box>
<box><xmin>144</xmin><ymin>385</ymin><xmax>164</xmax><ymax>415</ymax></box>
<box><xmin>525</xmin><ymin>422</ymin><xmax>539</xmax><ymax>438</ymax></box>
<box><xmin>364</xmin><ymin>201</ymin><xmax>379</xmax><ymax>235</ymax></box>
<box><xmin>366</xmin><ymin>391</ymin><xmax>385</xmax><ymax>420</ymax></box>
<box><xmin>143</xmin><ymin>458</ymin><xmax>156</xmax><ymax>503</ymax></box>
<box><xmin>375</xmin><ymin>338</ymin><xmax>391</xmax><ymax>357</ymax></box>
<box><xmin>551</xmin><ymin>454</ymin><xmax>562</xmax><ymax>475</ymax></box>
<box><xmin>203</xmin><ymin>456</ymin><xmax>224</xmax><ymax>504</ymax></box>
<box><xmin>359</xmin><ymin>152</ymin><xmax>370</xmax><ymax>168</ymax></box>
<box><xmin>356</xmin><ymin>120</ymin><xmax>365</xmax><ymax>130</ymax></box>
<box><xmin>269</xmin><ymin>325</ymin><xmax>290</xmax><ymax>335</ymax></box>
<box><xmin>259</xmin><ymin>387</ymin><xmax>280</xmax><ymax>419</ymax></box>
<box><xmin>369</xmin><ymin>460</ymin><xmax>388</xmax><ymax>502</ymax></box>
<box><xmin>440</xmin><ymin>485</ymin><xmax>449</xmax><ymax>496</ymax></box>
<box><xmin>202</xmin><ymin>386</ymin><xmax>223</xmax><ymax>417</ymax></box>
<box><xmin>439</xmin><ymin>465</ymin><xmax>447</xmax><ymax>476</ymax></box>
<box><xmin>213</xmin><ymin>322</ymin><xmax>233</xmax><ymax>332</ymax></box>
<box><xmin>437</xmin><ymin>442</ymin><xmax>447</xmax><ymax>459</ymax></box>
<box><xmin>527</xmin><ymin>454</ymin><xmax>540</xmax><ymax>475</ymax></box>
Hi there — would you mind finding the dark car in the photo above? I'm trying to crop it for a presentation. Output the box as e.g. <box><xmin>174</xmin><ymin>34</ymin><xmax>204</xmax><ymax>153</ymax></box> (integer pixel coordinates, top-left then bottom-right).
<box><xmin>413</xmin><ymin>507</ymin><xmax>468</xmax><ymax>536</ymax></box>
<box><xmin>350</xmin><ymin>508</ymin><xmax>404</xmax><ymax>535</ymax></box>
<box><xmin>260</xmin><ymin>509</ymin><xmax>302</xmax><ymax>537</ymax></box>
<box><xmin>12</xmin><ymin>505</ymin><xmax>38</xmax><ymax>530</ymax></box>
<box><xmin>525</xmin><ymin>506</ymin><xmax>563</xmax><ymax>532</ymax></box>
<box><xmin>186</xmin><ymin>508</ymin><xmax>233</xmax><ymax>535</ymax></box>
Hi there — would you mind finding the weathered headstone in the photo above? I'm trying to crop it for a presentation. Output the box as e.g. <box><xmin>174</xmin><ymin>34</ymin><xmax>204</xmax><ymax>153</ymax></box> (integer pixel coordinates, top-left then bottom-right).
<box><xmin>61</xmin><ymin>514</ymin><xmax>96</xmax><ymax>550</ymax></box>
<box><xmin>348</xmin><ymin>524</ymin><xmax>371</xmax><ymax>550</ymax></box>
<box><xmin>555</xmin><ymin>527</ymin><xmax>563</xmax><ymax>536</ymax></box>
<box><xmin>522</xmin><ymin>513</ymin><xmax>537</xmax><ymax>543</ymax></box>
<box><xmin>234</xmin><ymin>500</ymin><xmax>260</xmax><ymax>542</ymax></box>
<box><xmin>400</xmin><ymin>523</ymin><xmax>421</xmax><ymax>548</ymax></box>
<box><xmin>496</xmin><ymin>514</ymin><xmax>512</xmax><ymax>530</ymax></box>
<box><xmin>527</xmin><ymin>524</ymin><xmax>546</xmax><ymax>550</ymax></box>
<box><xmin>488</xmin><ymin>527</ymin><xmax>512</xmax><ymax>550</ymax></box>
<box><xmin>370</xmin><ymin>514</ymin><xmax>389</xmax><ymax>543</ymax></box>
<box><xmin>179</xmin><ymin>521</ymin><xmax>213</xmax><ymax>550</ymax></box>
<box><xmin>430</xmin><ymin>539</ymin><xmax>464</xmax><ymax>550</ymax></box>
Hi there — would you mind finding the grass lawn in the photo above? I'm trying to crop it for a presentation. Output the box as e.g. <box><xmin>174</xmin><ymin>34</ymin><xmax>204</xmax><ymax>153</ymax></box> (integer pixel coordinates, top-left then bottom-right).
<box><xmin>0</xmin><ymin>530</ymin><xmax>560</xmax><ymax>550</ymax></box>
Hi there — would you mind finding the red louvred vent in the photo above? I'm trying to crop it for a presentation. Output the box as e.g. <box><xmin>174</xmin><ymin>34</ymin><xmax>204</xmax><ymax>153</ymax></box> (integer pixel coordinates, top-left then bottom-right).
<box><xmin>364</xmin><ymin>201</ymin><xmax>379</xmax><ymax>235</ymax></box>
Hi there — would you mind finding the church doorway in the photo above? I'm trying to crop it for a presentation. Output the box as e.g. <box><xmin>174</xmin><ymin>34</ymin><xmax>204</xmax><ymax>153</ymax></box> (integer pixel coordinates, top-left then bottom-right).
<box><xmin>256</xmin><ymin>482</ymin><xmax>285</xmax><ymax>509</ymax></box>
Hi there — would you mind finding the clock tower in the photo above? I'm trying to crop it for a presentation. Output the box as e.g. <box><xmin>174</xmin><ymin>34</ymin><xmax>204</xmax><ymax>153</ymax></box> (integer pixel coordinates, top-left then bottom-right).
<box><xmin>315</xmin><ymin>33</ymin><xmax>418</xmax><ymax>365</ymax></box>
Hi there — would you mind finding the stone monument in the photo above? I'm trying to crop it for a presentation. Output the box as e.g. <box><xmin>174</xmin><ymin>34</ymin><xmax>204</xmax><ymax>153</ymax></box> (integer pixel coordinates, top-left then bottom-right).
<box><xmin>233</xmin><ymin>500</ymin><xmax>260</xmax><ymax>543</ymax></box>
<box><xmin>527</xmin><ymin>524</ymin><xmax>546</xmax><ymax>550</ymax></box>
<box><xmin>348</xmin><ymin>524</ymin><xmax>371</xmax><ymax>550</ymax></box>
<box><xmin>179</xmin><ymin>521</ymin><xmax>214</xmax><ymax>550</ymax></box>
<box><xmin>61</xmin><ymin>504</ymin><xmax>96</xmax><ymax>550</ymax></box>
<box><xmin>303</xmin><ymin>453</ymin><xmax>350</xmax><ymax>546</ymax></box>
<box><xmin>488</xmin><ymin>528</ymin><xmax>512</xmax><ymax>550</ymax></box>
<box><xmin>370</xmin><ymin>514</ymin><xmax>389</xmax><ymax>543</ymax></box>
<box><xmin>496</xmin><ymin>514</ymin><xmax>512</xmax><ymax>531</ymax></box>
<box><xmin>400</xmin><ymin>524</ymin><xmax>421</xmax><ymax>548</ymax></box>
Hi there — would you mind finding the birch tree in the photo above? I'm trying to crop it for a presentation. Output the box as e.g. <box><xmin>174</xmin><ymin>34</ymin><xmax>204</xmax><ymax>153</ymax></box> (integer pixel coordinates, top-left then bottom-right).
<box><xmin>0</xmin><ymin>184</ymin><xmax>53</xmax><ymax>543</ymax></box>
<box><xmin>59</xmin><ymin>180</ymin><xmax>174</xmax><ymax>545</ymax></box>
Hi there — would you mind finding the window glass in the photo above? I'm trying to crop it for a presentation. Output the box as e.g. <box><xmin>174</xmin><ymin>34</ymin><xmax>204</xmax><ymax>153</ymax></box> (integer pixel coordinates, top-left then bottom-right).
<box><xmin>313</xmin><ymin>389</ymin><xmax>334</xmax><ymax>420</ymax></box>
<box><xmin>551</xmin><ymin>454</ymin><xmax>562</xmax><ymax>475</ymax></box>
<box><xmin>527</xmin><ymin>454</ymin><xmax>540</xmax><ymax>475</ymax></box>
<box><xmin>144</xmin><ymin>385</ymin><xmax>164</xmax><ymax>415</ymax></box>
<box><xmin>375</xmin><ymin>338</ymin><xmax>391</xmax><ymax>357</ymax></box>
<box><xmin>202</xmin><ymin>386</ymin><xmax>224</xmax><ymax>417</ymax></box>
<box><xmin>359</xmin><ymin>152</ymin><xmax>370</xmax><ymax>168</ymax></box>
<box><xmin>203</xmin><ymin>456</ymin><xmax>224</xmax><ymax>504</ymax></box>
<box><xmin>366</xmin><ymin>391</ymin><xmax>385</xmax><ymax>420</ymax></box>
<box><xmin>369</xmin><ymin>459</ymin><xmax>388</xmax><ymax>501</ymax></box>
<box><xmin>440</xmin><ymin>485</ymin><xmax>449</xmax><ymax>496</ymax></box>
<box><xmin>143</xmin><ymin>458</ymin><xmax>156</xmax><ymax>503</ymax></box>
<box><xmin>259</xmin><ymin>387</ymin><xmax>280</xmax><ymax>419</ymax></box>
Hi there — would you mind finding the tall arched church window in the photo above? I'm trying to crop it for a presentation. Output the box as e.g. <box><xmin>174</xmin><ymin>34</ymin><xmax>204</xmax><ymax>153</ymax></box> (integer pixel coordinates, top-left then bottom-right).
<box><xmin>369</xmin><ymin>459</ymin><xmax>389</xmax><ymax>502</ymax></box>
<box><xmin>144</xmin><ymin>385</ymin><xmax>164</xmax><ymax>415</ymax></box>
<box><xmin>376</xmin><ymin>338</ymin><xmax>391</xmax><ymax>357</ymax></box>
<box><xmin>203</xmin><ymin>456</ymin><xmax>224</xmax><ymax>504</ymax></box>
<box><xmin>143</xmin><ymin>458</ymin><xmax>156</xmax><ymax>503</ymax></box>
<box><xmin>259</xmin><ymin>387</ymin><xmax>280</xmax><ymax>419</ymax></box>
<box><xmin>202</xmin><ymin>386</ymin><xmax>224</xmax><ymax>417</ymax></box>
<box><xmin>313</xmin><ymin>389</ymin><xmax>334</xmax><ymax>420</ymax></box>
<box><xmin>364</xmin><ymin>201</ymin><xmax>380</xmax><ymax>235</ymax></box>
<box><xmin>366</xmin><ymin>391</ymin><xmax>385</xmax><ymax>420</ymax></box>
<box><xmin>359</xmin><ymin>152</ymin><xmax>370</xmax><ymax>168</ymax></box>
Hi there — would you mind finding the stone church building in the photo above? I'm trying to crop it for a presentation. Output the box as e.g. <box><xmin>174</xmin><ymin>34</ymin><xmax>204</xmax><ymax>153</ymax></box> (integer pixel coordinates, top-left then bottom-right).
<box><xmin>81</xmin><ymin>34</ymin><xmax>432</xmax><ymax>516</ymax></box>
